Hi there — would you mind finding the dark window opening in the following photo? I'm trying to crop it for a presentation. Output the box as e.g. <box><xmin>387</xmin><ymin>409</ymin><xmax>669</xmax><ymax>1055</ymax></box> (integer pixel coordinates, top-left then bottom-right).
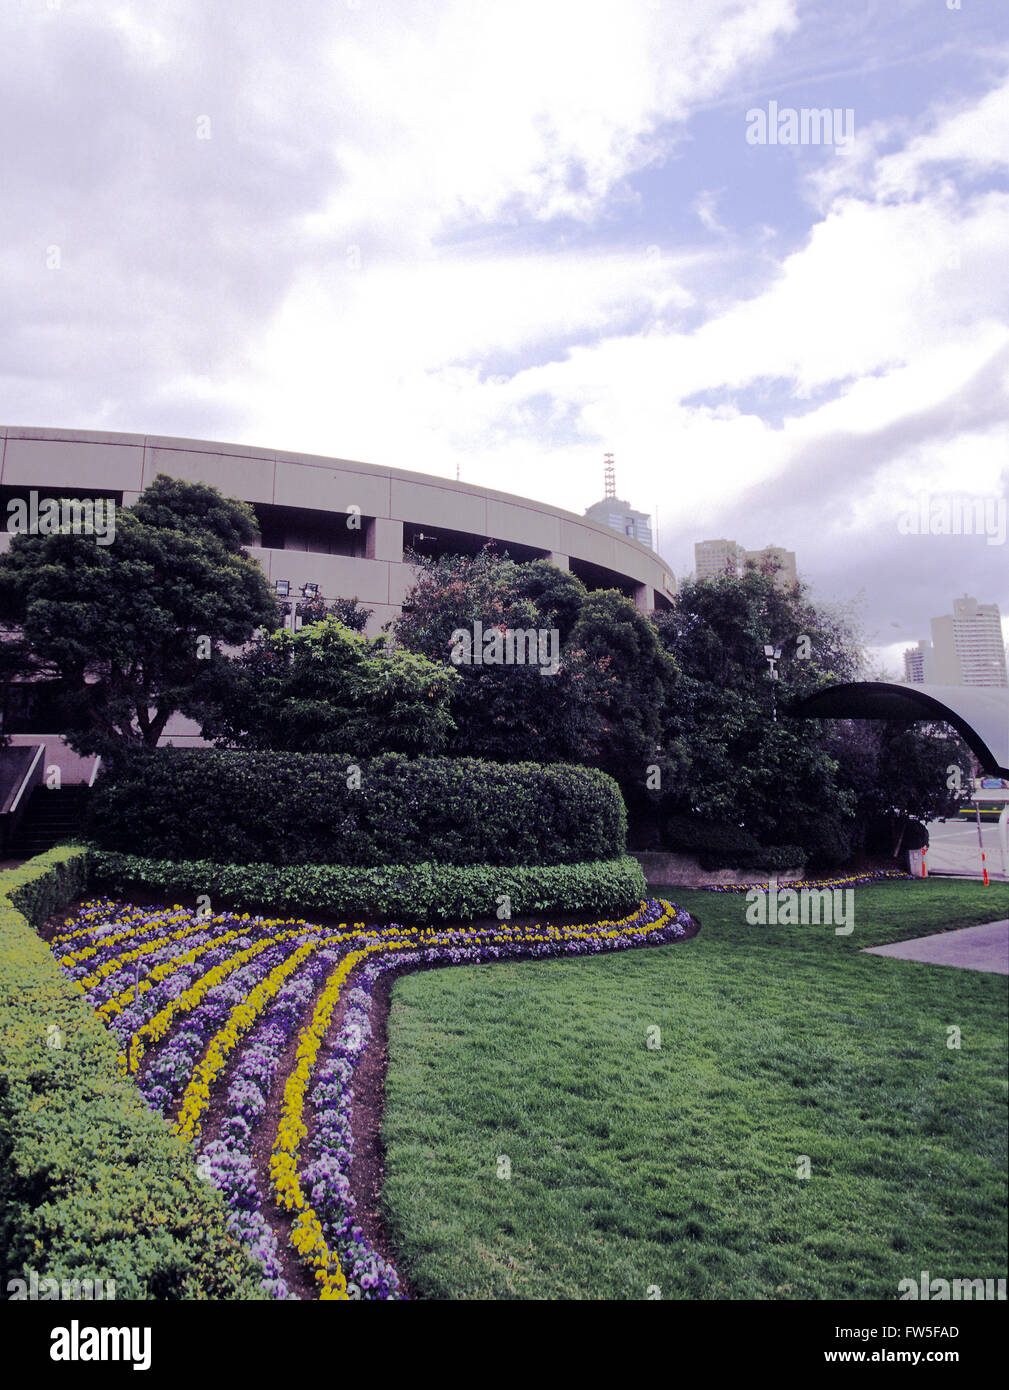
<box><xmin>568</xmin><ymin>556</ymin><xmax>640</xmax><ymax>599</ymax></box>
<box><xmin>402</xmin><ymin>522</ymin><xmax>549</xmax><ymax>566</ymax></box>
<box><xmin>251</xmin><ymin>502</ymin><xmax>372</xmax><ymax>558</ymax></box>
<box><xmin>0</xmin><ymin>483</ymin><xmax>122</xmax><ymax>511</ymax></box>
<box><xmin>1</xmin><ymin>678</ymin><xmax>70</xmax><ymax>735</ymax></box>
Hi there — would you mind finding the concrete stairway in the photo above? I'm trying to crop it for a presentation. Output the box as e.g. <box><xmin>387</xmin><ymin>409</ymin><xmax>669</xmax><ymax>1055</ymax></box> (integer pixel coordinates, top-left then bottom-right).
<box><xmin>9</xmin><ymin>785</ymin><xmax>91</xmax><ymax>858</ymax></box>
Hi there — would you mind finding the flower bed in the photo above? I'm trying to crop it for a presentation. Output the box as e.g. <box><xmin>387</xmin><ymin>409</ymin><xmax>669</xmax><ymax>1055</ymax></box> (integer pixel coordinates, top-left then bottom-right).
<box><xmin>699</xmin><ymin>869</ymin><xmax>911</xmax><ymax>892</ymax></box>
<box><xmin>52</xmin><ymin>895</ymin><xmax>693</xmax><ymax>1299</ymax></box>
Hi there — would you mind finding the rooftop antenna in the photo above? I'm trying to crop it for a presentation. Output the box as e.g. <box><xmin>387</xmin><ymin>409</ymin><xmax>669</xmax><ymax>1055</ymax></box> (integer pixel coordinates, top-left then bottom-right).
<box><xmin>603</xmin><ymin>452</ymin><xmax>616</xmax><ymax>500</ymax></box>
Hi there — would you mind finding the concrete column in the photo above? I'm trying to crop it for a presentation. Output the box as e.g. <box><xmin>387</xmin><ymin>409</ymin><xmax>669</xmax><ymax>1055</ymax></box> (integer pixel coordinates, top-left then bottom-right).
<box><xmin>367</xmin><ymin>517</ymin><xmax>404</xmax><ymax>562</ymax></box>
<box><xmin>633</xmin><ymin>582</ymin><xmax>653</xmax><ymax>611</ymax></box>
<box><xmin>547</xmin><ymin>551</ymin><xmax>570</xmax><ymax>570</ymax></box>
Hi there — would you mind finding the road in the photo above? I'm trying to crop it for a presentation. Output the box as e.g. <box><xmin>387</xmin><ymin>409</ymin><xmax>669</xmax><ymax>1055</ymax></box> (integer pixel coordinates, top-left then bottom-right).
<box><xmin>924</xmin><ymin>815</ymin><xmax>1009</xmax><ymax>880</ymax></box>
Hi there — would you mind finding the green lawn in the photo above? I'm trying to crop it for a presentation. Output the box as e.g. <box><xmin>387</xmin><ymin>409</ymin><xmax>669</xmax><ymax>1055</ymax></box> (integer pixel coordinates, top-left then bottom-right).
<box><xmin>381</xmin><ymin>879</ymin><xmax>1008</xmax><ymax>1299</ymax></box>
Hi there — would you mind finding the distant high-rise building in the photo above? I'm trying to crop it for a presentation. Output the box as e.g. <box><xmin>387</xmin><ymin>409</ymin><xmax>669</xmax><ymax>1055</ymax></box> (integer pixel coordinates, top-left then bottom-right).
<box><xmin>584</xmin><ymin>497</ymin><xmax>653</xmax><ymax>548</ymax></box>
<box><xmin>903</xmin><ymin>640</ymin><xmax>934</xmax><ymax>683</ymax></box>
<box><xmin>695</xmin><ymin>538</ymin><xmax>746</xmax><ymax>580</ymax></box>
<box><xmin>928</xmin><ymin>595</ymin><xmax>1008</xmax><ymax>686</ymax></box>
<box><xmin>694</xmin><ymin>538</ymin><xmax>798</xmax><ymax>588</ymax></box>
<box><xmin>584</xmin><ymin>453</ymin><xmax>654</xmax><ymax>549</ymax></box>
<box><xmin>744</xmin><ymin>544</ymin><xmax>798</xmax><ymax>588</ymax></box>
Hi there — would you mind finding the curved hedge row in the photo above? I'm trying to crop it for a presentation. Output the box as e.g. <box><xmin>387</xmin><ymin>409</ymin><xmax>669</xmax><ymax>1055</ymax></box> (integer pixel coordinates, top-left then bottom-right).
<box><xmin>87</xmin><ymin>748</ymin><xmax>627</xmax><ymax>867</ymax></box>
<box><xmin>89</xmin><ymin>851</ymin><xmax>648</xmax><ymax>922</ymax></box>
<box><xmin>0</xmin><ymin>847</ymin><xmax>266</xmax><ymax>1299</ymax></box>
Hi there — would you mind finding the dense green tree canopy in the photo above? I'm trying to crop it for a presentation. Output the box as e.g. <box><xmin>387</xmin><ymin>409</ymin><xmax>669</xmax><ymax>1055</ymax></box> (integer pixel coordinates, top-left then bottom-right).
<box><xmin>0</xmin><ymin>474</ymin><xmax>277</xmax><ymax>753</ymax></box>
<box><xmin>653</xmin><ymin>571</ymin><xmax>864</xmax><ymax>860</ymax></box>
<box><xmin>392</xmin><ymin>548</ymin><xmax>678</xmax><ymax>779</ymax></box>
<box><xmin>567</xmin><ymin>589</ymin><xmax>683</xmax><ymax>809</ymax></box>
<box><xmin>653</xmin><ymin>570</ymin><xmax>969</xmax><ymax>863</ymax></box>
<box><xmin>197</xmin><ymin>613</ymin><xmax>458</xmax><ymax>755</ymax></box>
<box><xmin>392</xmin><ymin>547</ymin><xmax>607</xmax><ymax>763</ymax></box>
<box><xmin>825</xmin><ymin>718</ymin><xmax>970</xmax><ymax>856</ymax></box>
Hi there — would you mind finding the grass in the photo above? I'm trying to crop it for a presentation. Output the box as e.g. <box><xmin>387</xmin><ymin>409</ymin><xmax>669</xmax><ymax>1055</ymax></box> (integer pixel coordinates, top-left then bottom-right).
<box><xmin>381</xmin><ymin>879</ymin><xmax>1008</xmax><ymax>1299</ymax></box>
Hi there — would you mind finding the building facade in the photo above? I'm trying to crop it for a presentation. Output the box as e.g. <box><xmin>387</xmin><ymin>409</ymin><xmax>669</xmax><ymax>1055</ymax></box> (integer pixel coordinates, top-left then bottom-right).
<box><xmin>903</xmin><ymin>640</ymin><xmax>933</xmax><ymax>684</ymax></box>
<box><xmin>694</xmin><ymin>538</ymin><xmax>746</xmax><ymax>580</ymax></box>
<box><xmin>1</xmin><ymin>426</ymin><xmax>679</xmax><ymax>760</ymax></box>
<box><xmin>904</xmin><ymin>599</ymin><xmax>1007</xmax><ymax>687</ymax></box>
<box><xmin>583</xmin><ymin>497</ymin><xmax>653</xmax><ymax>549</ymax></box>
<box><xmin>928</xmin><ymin>595</ymin><xmax>1008</xmax><ymax>687</ymax></box>
<box><xmin>744</xmin><ymin>545</ymin><xmax>798</xmax><ymax>588</ymax></box>
<box><xmin>0</xmin><ymin>427</ymin><xmax>677</xmax><ymax>631</ymax></box>
<box><xmin>694</xmin><ymin>538</ymin><xmax>798</xmax><ymax>588</ymax></box>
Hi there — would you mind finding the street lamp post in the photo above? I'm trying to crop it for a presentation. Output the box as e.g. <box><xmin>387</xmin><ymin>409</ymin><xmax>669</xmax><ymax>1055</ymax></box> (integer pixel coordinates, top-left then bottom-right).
<box><xmin>274</xmin><ymin>579</ymin><xmax>320</xmax><ymax>631</ymax></box>
<box><xmin>763</xmin><ymin>643</ymin><xmax>782</xmax><ymax>721</ymax></box>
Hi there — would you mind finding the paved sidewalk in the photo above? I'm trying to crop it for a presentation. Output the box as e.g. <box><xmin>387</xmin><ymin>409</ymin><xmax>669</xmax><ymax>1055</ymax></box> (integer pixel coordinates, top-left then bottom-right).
<box><xmin>863</xmin><ymin>920</ymin><xmax>1009</xmax><ymax>975</ymax></box>
<box><xmin>923</xmin><ymin>817</ymin><xmax>1007</xmax><ymax>879</ymax></box>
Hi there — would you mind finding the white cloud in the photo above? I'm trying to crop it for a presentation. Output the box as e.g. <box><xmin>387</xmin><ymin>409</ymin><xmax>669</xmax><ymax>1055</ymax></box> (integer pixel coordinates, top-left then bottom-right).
<box><xmin>812</xmin><ymin>61</ymin><xmax>1009</xmax><ymax>206</ymax></box>
<box><xmin>303</xmin><ymin>0</ymin><xmax>798</xmax><ymax>243</ymax></box>
<box><xmin>209</xmin><ymin>172</ymin><xmax>1008</xmax><ymax>541</ymax></box>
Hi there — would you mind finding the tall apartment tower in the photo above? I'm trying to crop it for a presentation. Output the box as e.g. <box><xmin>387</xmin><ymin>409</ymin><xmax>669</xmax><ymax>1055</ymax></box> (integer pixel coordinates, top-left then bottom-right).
<box><xmin>928</xmin><ymin>595</ymin><xmax>1008</xmax><ymax>686</ymax></box>
<box><xmin>903</xmin><ymin>640</ymin><xmax>934</xmax><ymax>683</ymax></box>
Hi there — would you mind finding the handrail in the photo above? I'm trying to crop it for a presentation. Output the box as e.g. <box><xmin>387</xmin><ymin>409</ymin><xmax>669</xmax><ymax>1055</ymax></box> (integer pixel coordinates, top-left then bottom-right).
<box><xmin>9</xmin><ymin>743</ymin><xmax>45</xmax><ymax>815</ymax></box>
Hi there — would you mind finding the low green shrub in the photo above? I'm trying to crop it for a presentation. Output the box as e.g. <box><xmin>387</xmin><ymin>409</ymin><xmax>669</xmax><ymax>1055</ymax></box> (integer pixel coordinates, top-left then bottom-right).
<box><xmin>87</xmin><ymin>747</ymin><xmax>627</xmax><ymax>867</ymax></box>
<box><xmin>0</xmin><ymin>846</ymin><xmax>266</xmax><ymax>1299</ymax></box>
<box><xmin>661</xmin><ymin>814</ymin><xmax>804</xmax><ymax>872</ymax></box>
<box><xmin>89</xmin><ymin>850</ymin><xmax>648</xmax><ymax>922</ymax></box>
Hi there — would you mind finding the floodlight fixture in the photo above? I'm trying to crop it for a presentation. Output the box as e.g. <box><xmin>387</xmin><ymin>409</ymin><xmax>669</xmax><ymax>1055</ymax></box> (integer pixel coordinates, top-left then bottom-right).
<box><xmin>764</xmin><ymin>643</ymin><xmax>782</xmax><ymax>684</ymax></box>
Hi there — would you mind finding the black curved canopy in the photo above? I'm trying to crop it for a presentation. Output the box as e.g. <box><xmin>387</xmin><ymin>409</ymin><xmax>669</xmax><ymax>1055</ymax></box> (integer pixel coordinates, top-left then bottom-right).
<box><xmin>788</xmin><ymin>681</ymin><xmax>1009</xmax><ymax>778</ymax></box>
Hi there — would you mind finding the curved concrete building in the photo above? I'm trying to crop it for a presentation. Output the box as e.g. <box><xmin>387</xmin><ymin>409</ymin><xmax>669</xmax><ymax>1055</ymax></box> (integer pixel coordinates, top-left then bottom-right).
<box><xmin>0</xmin><ymin>426</ymin><xmax>675</xmax><ymax>633</ymax></box>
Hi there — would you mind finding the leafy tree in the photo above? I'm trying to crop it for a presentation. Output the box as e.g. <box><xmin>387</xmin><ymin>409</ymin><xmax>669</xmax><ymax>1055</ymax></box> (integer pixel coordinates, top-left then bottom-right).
<box><xmin>197</xmin><ymin>614</ymin><xmax>458</xmax><ymax>755</ymax></box>
<box><xmin>512</xmin><ymin>558</ymin><xmax>590</xmax><ymax>644</ymax></box>
<box><xmin>0</xmin><ymin>474</ymin><xmax>277</xmax><ymax>753</ymax></box>
<box><xmin>393</xmin><ymin>545</ymin><xmax>542</xmax><ymax>662</ymax></box>
<box><xmin>290</xmin><ymin>593</ymin><xmax>372</xmax><ymax>632</ymax></box>
<box><xmin>567</xmin><ymin>589</ymin><xmax>684</xmax><ymax>827</ymax></box>
<box><xmin>393</xmin><ymin>546</ymin><xmax>608</xmax><ymax>763</ymax></box>
<box><xmin>654</xmin><ymin>570</ymin><xmax>862</xmax><ymax>861</ymax></box>
<box><xmin>393</xmin><ymin>550</ymin><xmax>684</xmax><ymax>834</ymax></box>
<box><xmin>826</xmin><ymin>719</ymin><xmax>970</xmax><ymax>858</ymax></box>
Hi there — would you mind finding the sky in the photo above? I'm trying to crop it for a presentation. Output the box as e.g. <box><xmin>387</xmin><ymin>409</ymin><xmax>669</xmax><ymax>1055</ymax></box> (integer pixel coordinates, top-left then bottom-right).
<box><xmin>1</xmin><ymin>0</ymin><xmax>1007</xmax><ymax>673</ymax></box>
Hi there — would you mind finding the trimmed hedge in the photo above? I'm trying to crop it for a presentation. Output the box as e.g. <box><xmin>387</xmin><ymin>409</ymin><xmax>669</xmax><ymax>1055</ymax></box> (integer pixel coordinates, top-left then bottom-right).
<box><xmin>89</xmin><ymin>850</ymin><xmax>648</xmax><ymax>922</ymax></box>
<box><xmin>3</xmin><ymin>844</ymin><xmax>90</xmax><ymax>929</ymax></box>
<box><xmin>661</xmin><ymin>814</ymin><xmax>804</xmax><ymax>872</ymax></box>
<box><xmin>87</xmin><ymin>748</ymin><xmax>627</xmax><ymax>867</ymax></box>
<box><xmin>0</xmin><ymin>846</ymin><xmax>266</xmax><ymax>1299</ymax></box>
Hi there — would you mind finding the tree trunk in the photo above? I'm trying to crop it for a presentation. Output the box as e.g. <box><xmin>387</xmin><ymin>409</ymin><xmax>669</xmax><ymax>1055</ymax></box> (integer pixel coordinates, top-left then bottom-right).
<box><xmin>891</xmin><ymin>814</ymin><xmax>908</xmax><ymax>859</ymax></box>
